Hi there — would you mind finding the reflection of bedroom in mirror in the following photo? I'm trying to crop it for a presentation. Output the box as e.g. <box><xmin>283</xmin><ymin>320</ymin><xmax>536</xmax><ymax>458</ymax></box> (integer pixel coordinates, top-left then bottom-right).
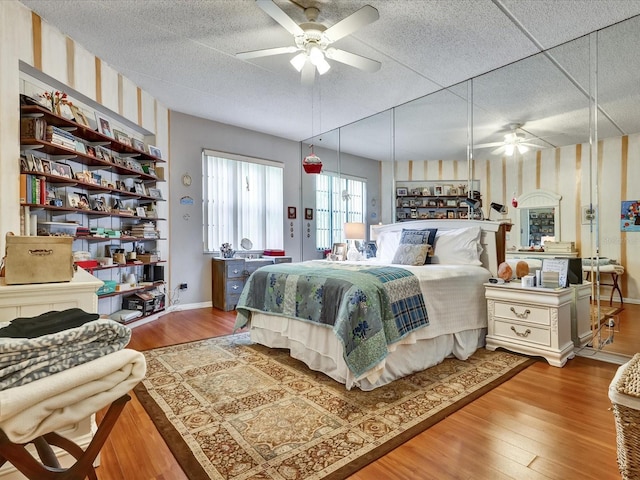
<box><xmin>299</xmin><ymin>14</ymin><xmax>640</xmax><ymax>361</ymax></box>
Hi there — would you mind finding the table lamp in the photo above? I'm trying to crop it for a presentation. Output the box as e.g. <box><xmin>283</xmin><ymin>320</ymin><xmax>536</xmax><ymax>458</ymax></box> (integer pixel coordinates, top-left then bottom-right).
<box><xmin>344</xmin><ymin>222</ymin><xmax>366</xmax><ymax>261</ymax></box>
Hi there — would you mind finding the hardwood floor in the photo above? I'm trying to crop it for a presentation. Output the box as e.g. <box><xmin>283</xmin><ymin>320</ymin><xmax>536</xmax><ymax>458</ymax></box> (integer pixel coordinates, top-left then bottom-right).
<box><xmin>94</xmin><ymin>307</ymin><xmax>632</xmax><ymax>480</ymax></box>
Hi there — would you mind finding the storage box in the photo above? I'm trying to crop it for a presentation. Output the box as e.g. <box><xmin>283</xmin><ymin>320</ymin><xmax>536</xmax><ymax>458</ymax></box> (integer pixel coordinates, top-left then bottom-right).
<box><xmin>37</xmin><ymin>222</ymin><xmax>78</xmax><ymax>236</ymax></box>
<box><xmin>4</xmin><ymin>235</ymin><xmax>74</xmax><ymax>285</ymax></box>
<box><xmin>263</xmin><ymin>249</ymin><xmax>286</xmax><ymax>256</ymax></box>
<box><xmin>137</xmin><ymin>254</ymin><xmax>159</xmax><ymax>264</ymax></box>
<box><xmin>75</xmin><ymin>260</ymin><xmax>98</xmax><ymax>270</ymax></box>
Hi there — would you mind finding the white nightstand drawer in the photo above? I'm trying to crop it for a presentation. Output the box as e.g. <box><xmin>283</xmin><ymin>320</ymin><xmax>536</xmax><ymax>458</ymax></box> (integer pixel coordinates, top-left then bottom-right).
<box><xmin>494</xmin><ymin>302</ymin><xmax>550</xmax><ymax>326</ymax></box>
<box><xmin>493</xmin><ymin>319</ymin><xmax>551</xmax><ymax>346</ymax></box>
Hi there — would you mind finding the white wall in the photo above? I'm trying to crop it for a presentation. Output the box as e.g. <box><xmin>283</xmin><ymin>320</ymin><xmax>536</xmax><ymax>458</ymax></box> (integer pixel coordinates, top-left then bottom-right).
<box><xmin>168</xmin><ymin>111</ymin><xmax>302</xmax><ymax>306</ymax></box>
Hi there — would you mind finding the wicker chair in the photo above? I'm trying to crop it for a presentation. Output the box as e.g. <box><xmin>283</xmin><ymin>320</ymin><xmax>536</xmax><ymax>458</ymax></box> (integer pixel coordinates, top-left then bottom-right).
<box><xmin>609</xmin><ymin>353</ymin><xmax>640</xmax><ymax>479</ymax></box>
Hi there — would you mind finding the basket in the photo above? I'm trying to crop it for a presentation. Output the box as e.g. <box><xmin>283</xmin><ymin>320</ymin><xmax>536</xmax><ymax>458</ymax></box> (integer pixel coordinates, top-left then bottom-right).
<box><xmin>609</xmin><ymin>353</ymin><xmax>640</xmax><ymax>479</ymax></box>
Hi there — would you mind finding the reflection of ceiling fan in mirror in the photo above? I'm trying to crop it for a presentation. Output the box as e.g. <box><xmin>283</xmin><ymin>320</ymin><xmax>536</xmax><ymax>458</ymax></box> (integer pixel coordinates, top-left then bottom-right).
<box><xmin>475</xmin><ymin>124</ymin><xmax>544</xmax><ymax>156</ymax></box>
<box><xmin>236</xmin><ymin>0</ymin><xmax>381</xmax><ymax>86</ymax></box>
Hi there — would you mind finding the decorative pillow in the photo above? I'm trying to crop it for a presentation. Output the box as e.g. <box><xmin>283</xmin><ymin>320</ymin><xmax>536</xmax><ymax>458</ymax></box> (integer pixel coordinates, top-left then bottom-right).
<box><xmin>430</xmin><ymin>226</ymin><xmax>483</xmax><ymax>265</ymax></box>
<box><xmin>392</xmin><ymin>243</ymin><xmax>433</xmax><ymax>266</ymax></box>
<box><xmin>399</xmin><ymin>228</ymin><xmax>438</xmax><ymax>264</ymax></box>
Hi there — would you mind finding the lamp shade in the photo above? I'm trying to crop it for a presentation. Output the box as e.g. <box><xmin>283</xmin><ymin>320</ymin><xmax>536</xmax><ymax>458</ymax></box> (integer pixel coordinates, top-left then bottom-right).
<box><xmin>344</xmin><ymin>222</ymin><xmax>366</xmax><ymax>240</ymax></box>
<box><xmin>490</xmin><ymin>202</ymin><xmax>506</xmax><ymax>213</ymax></box>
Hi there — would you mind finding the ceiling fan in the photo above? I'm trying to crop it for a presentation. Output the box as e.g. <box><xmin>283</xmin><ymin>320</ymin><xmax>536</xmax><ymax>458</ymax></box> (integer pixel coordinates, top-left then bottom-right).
<box><xmin>236</xmin><ymin>0</ymin><xmax>381</xmax><ymax>86</ymax></box>
<box><xmin>474</xmin><ymin>124</ymin><xmax>543</xmax><ymax>156</ymax></box>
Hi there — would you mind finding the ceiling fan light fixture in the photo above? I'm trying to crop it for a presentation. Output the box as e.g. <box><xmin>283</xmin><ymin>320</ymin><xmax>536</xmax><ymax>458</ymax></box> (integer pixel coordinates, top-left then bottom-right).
<box><xmin>290</xmin><ymin>53</ymin><xmax>307</xmax><ymax>72</ymax></box>
<box><xmin>504</xmin><ymin>144</ymin><xmax>515</xmax><ymax>156</ymax></box>
<box><xmin>517</xmin><ymin>144</ymin><xmax>529</xmax><ymax>154</ymax></box>
<box><xmin>315</xmin><ymin>56</ymin><xmax>331</xmax><ymax>74</ymax></box>
<box><xmin>307</xmin><ymin>44</ymin><xmax>324</xmax><ymax>64</ymax></box>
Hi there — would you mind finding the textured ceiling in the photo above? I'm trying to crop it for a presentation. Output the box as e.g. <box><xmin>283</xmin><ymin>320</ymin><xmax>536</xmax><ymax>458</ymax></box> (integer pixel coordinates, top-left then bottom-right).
<box><xmin>20</xmin><ymin>0</ymin><xmax>640</xmax><ymax>160</ymax></box>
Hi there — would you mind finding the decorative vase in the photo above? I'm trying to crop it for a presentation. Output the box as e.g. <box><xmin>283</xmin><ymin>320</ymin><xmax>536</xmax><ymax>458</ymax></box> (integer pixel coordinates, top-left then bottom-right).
<box><xmin>222</xmin><ymin>250</ymin><xmax>235</xmax><ymax>258</ymax></box>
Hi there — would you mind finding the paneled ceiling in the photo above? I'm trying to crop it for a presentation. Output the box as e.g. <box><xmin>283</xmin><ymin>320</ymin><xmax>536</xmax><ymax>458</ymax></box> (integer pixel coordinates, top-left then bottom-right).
<box><xmin>20</xmin><ymin>0</ymin><xmax>640</xmax><ymax>160</ymax></box>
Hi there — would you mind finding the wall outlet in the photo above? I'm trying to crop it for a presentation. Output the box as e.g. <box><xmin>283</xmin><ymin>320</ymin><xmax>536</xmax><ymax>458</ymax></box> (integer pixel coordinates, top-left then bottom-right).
<box><xmin>179</xmin><ymin>283</ymin><xmax>188</xmax><ymax>290</ymax></box>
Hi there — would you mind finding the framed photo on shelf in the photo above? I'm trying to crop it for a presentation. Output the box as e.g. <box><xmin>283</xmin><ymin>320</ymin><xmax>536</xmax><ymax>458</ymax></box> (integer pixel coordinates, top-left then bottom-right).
<box><xmin>434</xmin><ymin>185</ymin><xmax>444</xmax><ymax>196</ymax></box>
<box><xmin>70</xmin><ymin>106</ymin><xmax>91</xmax><ymax>127</ymax></box>
<box><xmin>131</xmin><ymin>138</ymin><xmax>145</xmax><ymax>152</ymax></box>
<box><xmin>41</xmin><ymin>159</ymin><xmax>51</xmax><ymax>174</ymax></box>
<box><xmin>67</xmin><ymin>193</ymin><xmax>80</xmax><ymax>209</ymax></box>
<box><xmin>95</xmin><ymin>113</ymin><xmax>113</xmax><ymax>138</ymax></box>
<box><xmin>148</xmin><ymin>187</ymin><xmax>162</xmax><ymax>199</ymax></box>
<box><xmin>113</xmin><ymin>130</ymin><xmax>131</xmax><ymax>146</ymax></box>
<box><xmin>51</xmin><ymin>162</ymin><xmax>72</xmax><ymax>178</ymax></box>
<box><xmin>396</xmin><ymin>187</ymin><xmax>408</xmax><ymax>196</ymax></box>
<box><xmin>76</xmin><ymin>193</ymin><xmax>91</xmax><ymax>210</ymax></box>
<box><xmin>148</xmin><ymin>145</ymin><xmax>162</xmax><ymax>159</ymax></box>
<box><xmin>135</xmin><ymin>206</ymin><xmax>146</xmax><ymax>218</ymax></box>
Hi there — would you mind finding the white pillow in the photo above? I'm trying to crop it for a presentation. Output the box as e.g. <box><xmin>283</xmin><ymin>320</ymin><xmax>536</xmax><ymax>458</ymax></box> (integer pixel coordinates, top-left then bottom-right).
<box><xmin>375</xmin><ymin>230</ymin><xmax>402</xmax><ymax>263</ymax></box>
<box><xmin>431</xmin><ymin>226</ymin><xmax>483</xmax><ymax>265</ymax></box>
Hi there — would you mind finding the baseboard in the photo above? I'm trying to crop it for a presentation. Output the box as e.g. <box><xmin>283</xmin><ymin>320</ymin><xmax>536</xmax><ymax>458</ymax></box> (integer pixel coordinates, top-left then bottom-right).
<box><xmin>126</xmin><ymin>302</ymin><xmax>213</xmax><ymax>329</ymax></box>
<box><xmin>168</xmin><ymin>301</ymin><xmax>213</xmax><ymax>312</ymax></box>
<box><xmin>574</xmin><ymin>346</ymin><xmax>630</xmax><ymax>365</ymax></box>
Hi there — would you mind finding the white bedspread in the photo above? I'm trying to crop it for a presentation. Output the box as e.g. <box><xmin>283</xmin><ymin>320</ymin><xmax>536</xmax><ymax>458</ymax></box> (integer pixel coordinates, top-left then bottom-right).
<box><xmin>248</xmin><ymin>261</ymin><xmax>491</xmax><ymax>390</ymax></box>
<box><xmin>0</xmin><ymin>348</ymin><xmax>146</xmax><ymax>444</ymax></box>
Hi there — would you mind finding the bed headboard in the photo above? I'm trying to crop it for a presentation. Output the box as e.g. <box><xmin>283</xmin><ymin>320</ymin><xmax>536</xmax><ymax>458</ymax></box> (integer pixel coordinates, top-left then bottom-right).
<box><xmin>370</xmin><ymin>220</ymin><xmax>503</xmax><ymax>276</ymax></box>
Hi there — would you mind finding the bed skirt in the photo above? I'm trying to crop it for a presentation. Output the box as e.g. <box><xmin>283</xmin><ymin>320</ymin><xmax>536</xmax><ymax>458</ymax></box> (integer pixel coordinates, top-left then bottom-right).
<box><xmin>249</xmin><ymin>313</ymin><xmax>486</xmax><ymax>391</ymax></box>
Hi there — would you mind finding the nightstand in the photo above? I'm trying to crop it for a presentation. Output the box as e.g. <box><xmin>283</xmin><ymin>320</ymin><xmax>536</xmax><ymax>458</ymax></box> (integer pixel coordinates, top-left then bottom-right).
<box><xmin>484</xmin><ymin>282</ymin><xmax>574</xmax><ymax>367</ymax></box>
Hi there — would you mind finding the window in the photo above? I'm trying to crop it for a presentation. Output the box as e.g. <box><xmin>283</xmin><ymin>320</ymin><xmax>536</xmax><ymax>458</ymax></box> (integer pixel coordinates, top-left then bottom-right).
<box><xmin>203</xmin><ymin>150</ymin><xmax>283</xmax><ymax>253</ymax></box>
<box><xmin>315</xmin><ymin>172</ymin><xmax>366</xmax><ymax>250</ymax></box>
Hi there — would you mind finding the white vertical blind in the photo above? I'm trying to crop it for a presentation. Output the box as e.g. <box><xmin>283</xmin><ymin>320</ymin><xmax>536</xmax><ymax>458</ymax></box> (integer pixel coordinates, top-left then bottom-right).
<box><xmin>203</xmin><ymin>150</ymin><xmax>283</xmax><ymax>253</ymax></box>
<box><xmin>315</xmin><ymin>172</ymin><xmax>366</xmax><ymax>250</ymax></box>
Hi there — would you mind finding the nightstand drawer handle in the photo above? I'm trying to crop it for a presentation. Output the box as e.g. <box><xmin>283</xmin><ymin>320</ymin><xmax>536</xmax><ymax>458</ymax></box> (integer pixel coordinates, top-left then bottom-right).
<box><xmin>232</xmin><ymin>268</ymin><xmax>240</xmax><ymax>274</ymax></box>
<box><xmin>510</xmin><ymin>307</ymin><xmax>531</xmax><ymax>319</ymax></box>
<box><xmin>511</xmin><ymin>326</ymin><xmax>532</xmax><ymax>338</ymax></box>
<box><xmin>231</xmin><ymin>284</ymin><xmax>241</xmax><ymax>290</ymax></box>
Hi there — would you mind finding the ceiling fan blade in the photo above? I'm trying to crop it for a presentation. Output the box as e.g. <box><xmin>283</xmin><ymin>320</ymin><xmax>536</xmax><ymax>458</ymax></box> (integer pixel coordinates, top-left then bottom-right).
<box><xmin>474</xmin><ymin>142</ymin><xmax>503</xmax><ymax>149</ymax></box>
<box><xmin>326</xmin><ymin>48</ymin><xmax>381</xmax><ymax>72</ymax></box>
<box><xmin>236</xmin><ymin>45</ymin><xmax>297</xmax><ymax>60</ymax></box>
<box><xmin>301</xmin><ymin>61</ymin><xmax>315</xmax><ymax>86</ymax></box>
<box><xmin>256</xmin><ymin>0</ymin><xmax>304</xmax><ymax>36</ymax></box>
<box><xmin>490</xmin><ymin>146</ymin><xmax>505</xmax><ymax>155</ymax></box>
<box><xmin>323</xmin><ymin>5</ymin><xmax>379</xmax><ymax>42</ymax></box>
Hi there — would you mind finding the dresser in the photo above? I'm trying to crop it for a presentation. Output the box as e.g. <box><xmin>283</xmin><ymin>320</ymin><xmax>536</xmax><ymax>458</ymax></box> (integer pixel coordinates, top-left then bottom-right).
<box><xmin>484</xmin><ymin>282</ymin><xmax>575</xmax><ymax>367</ymax></box>
<box><xmin>212</xmin><ymin>257</ymin><xmax>292</xmax><ymax>311</ymax></box>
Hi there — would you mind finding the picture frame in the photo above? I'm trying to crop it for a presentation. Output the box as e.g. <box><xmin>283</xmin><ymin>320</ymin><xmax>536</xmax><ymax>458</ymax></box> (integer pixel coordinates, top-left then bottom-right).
<box><xmin>148</xmin><ymin>187</ymin><xmax>162</xmax><ymax>199</ymax></box>
<box><xmin>447</xmin><ymin>210</ymin><xmax>456</xmax><ymax>219</ymax></box>
<box><xmin>134</xmin><ymin>182</ymin><xmax>147</xmax><ymax>196</ymax></box>
<box><xmin>448</xmin><ymin>187</ymin><xmax>459</xmax><ymax>196</ymax></box>
<box><xmin>446</xmin><ymin>199</ymin><xmax>458</xmax><ymax>207</ymax></box>
<box><xmin>51</xmin><ymin>162</ymin><xmax>72</xmax><ymax>178</ymax></box>
<box><xmin>19</xmin><ymin>155</ymin><xmax>28</xmax><ymax>172</ymax></box>
<box><xmin>71</xmin><ymin>105</ymin><xmax>91</xmax><ymax>127</ymax></box>
<box><xmin>434</xmin><ymin>185</ymin><xmax>444</xmax><ymax>196</ymax></box>
<box><xmin>304</xmin><ymin>208</ymin><xmax>313</xmax><ymax>220</ymax></box>
<box><xmin>396</xmin><ymin>187</ymin><xmax>408</xmax><ymax>197</ymax></box>
<box><xmin>136</xmin><ymin>206</ymin><xmax>146</xmax><ymax>218</ymax></box>
<box><xmin>331</xmin><ymin>242</ymin><xmax>347</xmax><ymax>261</ymax></box>
<box><xmin>148</xmin><ymin>145</ymin><xmax>162</xmax><ymax>159</ymax></box>
<box><xmin>95</xmin><ymin>113</ymin><xmax>113</xmax><ymax>138</ymax></box>
<box><xmin>67</xmin><ymin>193</ymin><xmax>80</xmax><ymax>209</ymax></box>
<box><xmin>32</xmin><ymin>156</ymin><xmax>43</xmax><ymax>173</ymax></box>
<box><xmin>287</xmin><ymin>206</ymin><xmax>296</xmax><ymax>219</ymax></box>
<box><xmin>76</xmin><ymin>192</ymin><xmax>91</xmax><ymax>210</ymax></box>
<box><xmin>131</xmin><ymin>138</ymin><xmax>145</xmax><ymax>152</ymax></box>
<box><xmin>92</xmin><ymin>196</ymin><xmax>107</xmax><ymax>212</ymax></box>
<box><xmin>113</xmin><ymin>129</ymin><xmax>131</xmax><ymax>146</ymax></box>
<box><xmin>41</xmin><ymin>159</ymin><xmax>51</xmax><ymax>174</ymax></box>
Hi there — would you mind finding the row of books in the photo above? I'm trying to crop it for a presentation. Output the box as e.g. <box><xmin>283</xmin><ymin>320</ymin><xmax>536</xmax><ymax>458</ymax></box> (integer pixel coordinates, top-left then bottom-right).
<box><xmin>20</xmin><ymin>173</ymin><xmax>55</xmax><ymax>205</ymax></box>
<box><xmin>46</xmin><ymin>125</ymin><xmax>76</xmax><ymax>149</ymax></box>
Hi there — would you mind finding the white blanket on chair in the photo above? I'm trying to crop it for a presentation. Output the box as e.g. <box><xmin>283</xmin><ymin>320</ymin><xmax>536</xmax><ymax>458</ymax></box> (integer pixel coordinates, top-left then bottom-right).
<box><xmin>0</xmin><ymin>348</ymin><xmax>146</xmax><ymax>444</ymax></box>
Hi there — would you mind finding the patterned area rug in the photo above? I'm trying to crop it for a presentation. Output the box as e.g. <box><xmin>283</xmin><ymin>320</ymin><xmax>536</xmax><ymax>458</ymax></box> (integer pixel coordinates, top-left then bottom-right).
<box><xmin>134</xmin><ymin>333</ymin><xmax>534</xmax><ymax>480</ymax></box>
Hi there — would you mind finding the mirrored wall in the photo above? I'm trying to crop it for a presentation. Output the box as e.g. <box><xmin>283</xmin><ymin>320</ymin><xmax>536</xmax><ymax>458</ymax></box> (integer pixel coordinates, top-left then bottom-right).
<box><xmin>301</xmin><ymin>14</ymin><xmax>640</xmax><ymax>358</ymax></box>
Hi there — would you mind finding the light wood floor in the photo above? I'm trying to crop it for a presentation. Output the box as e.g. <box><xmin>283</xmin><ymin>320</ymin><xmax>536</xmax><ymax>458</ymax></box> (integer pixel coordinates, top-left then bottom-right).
<box><xmin>93</xmin><ymin>306</ymin><xmax>638</xmax><ymax>480</ymax></box>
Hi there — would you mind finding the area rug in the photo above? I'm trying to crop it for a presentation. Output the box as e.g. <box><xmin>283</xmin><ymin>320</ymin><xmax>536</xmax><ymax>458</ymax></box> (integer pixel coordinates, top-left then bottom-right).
<box><xmin>134</xmin><ymin>333</ymin><xmax>535</xmax><ymax>480</ymax></box>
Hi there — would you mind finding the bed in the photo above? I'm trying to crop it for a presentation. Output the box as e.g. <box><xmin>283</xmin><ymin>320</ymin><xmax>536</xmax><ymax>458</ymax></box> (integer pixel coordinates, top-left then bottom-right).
<box><xmin>234</xmin><ymin>220</ymin><xmax>503</xmax><ymax>390</ymax></box>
